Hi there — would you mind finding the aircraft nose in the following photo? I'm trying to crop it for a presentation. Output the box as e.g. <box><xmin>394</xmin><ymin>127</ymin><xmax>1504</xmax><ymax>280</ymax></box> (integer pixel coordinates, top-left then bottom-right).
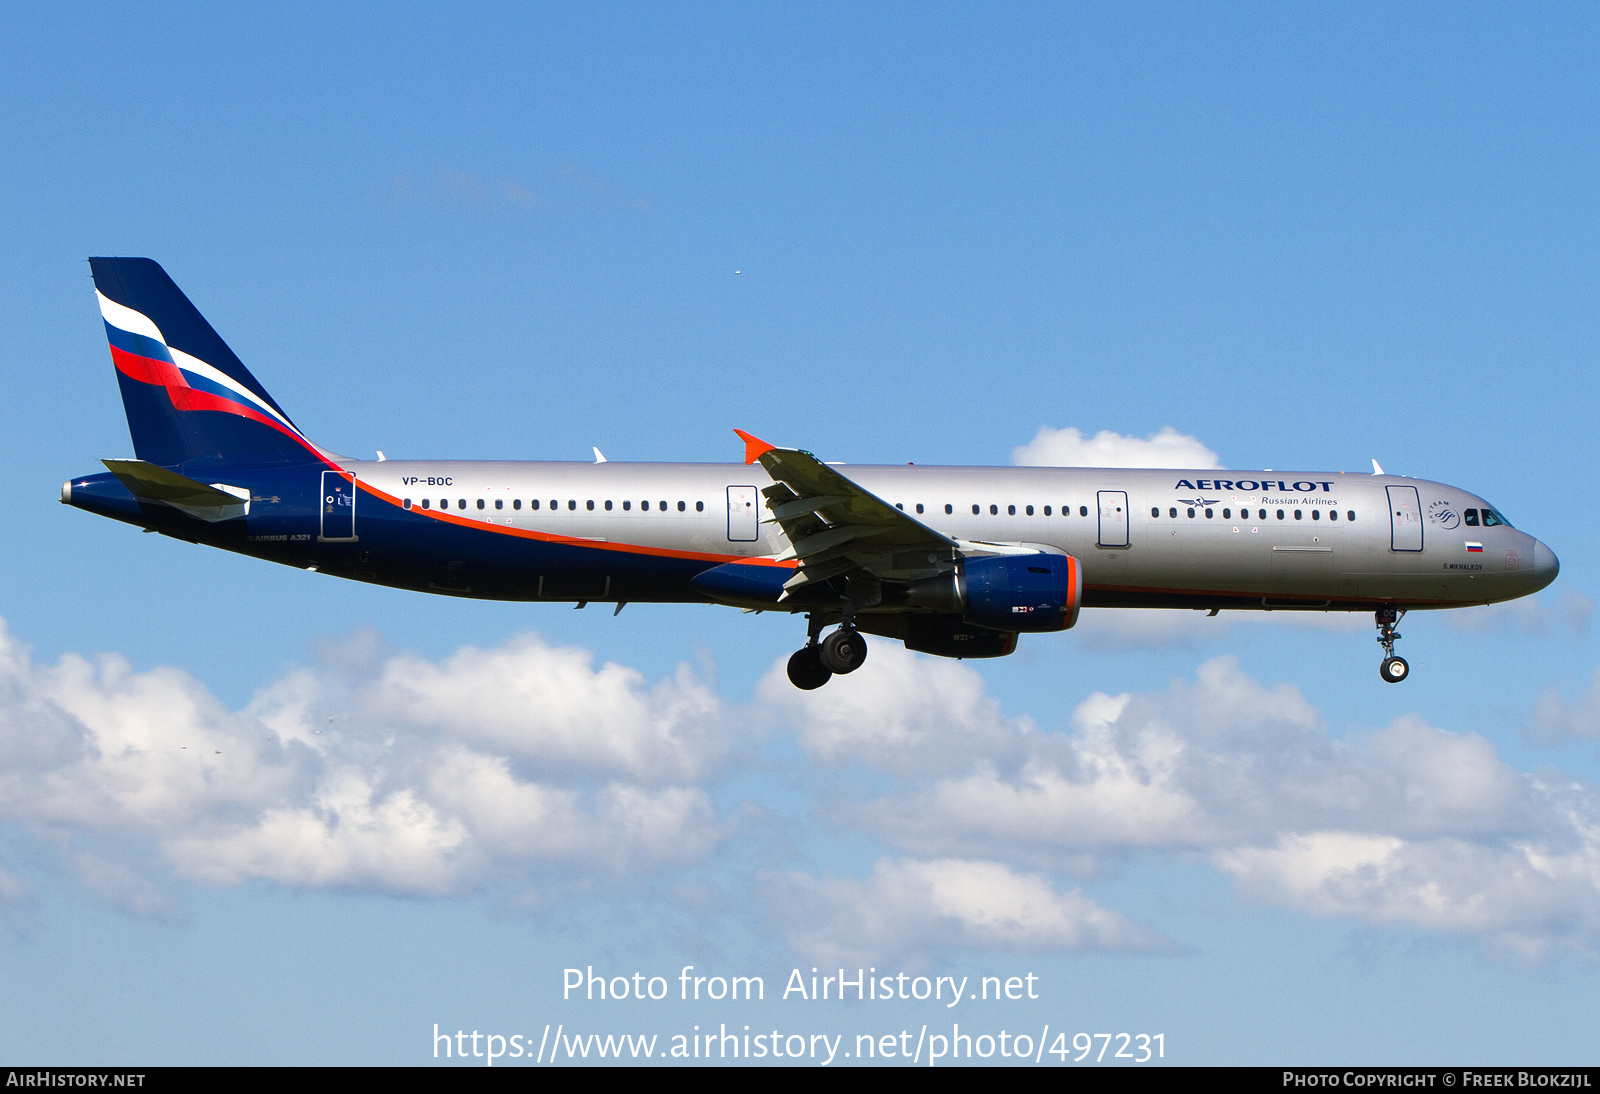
<box><xmin>1532</xmin><ymin>540</ymin><xmax>1560</xmax><ymax>591</ymax></box>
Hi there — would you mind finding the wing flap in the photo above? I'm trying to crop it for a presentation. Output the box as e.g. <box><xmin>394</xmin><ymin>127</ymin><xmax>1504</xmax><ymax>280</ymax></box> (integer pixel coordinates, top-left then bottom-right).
<box><xmin>736</xmin><ymin>431</ymin><xmax>959</xmax><ymax>600</ymax></box>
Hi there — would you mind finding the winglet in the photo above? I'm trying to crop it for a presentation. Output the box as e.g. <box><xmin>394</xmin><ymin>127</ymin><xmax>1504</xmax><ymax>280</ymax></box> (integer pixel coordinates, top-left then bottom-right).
<box><xmin>734</xmin><ymin>429</ymin><xmax>776</xmax><ymax>465</ymax></box>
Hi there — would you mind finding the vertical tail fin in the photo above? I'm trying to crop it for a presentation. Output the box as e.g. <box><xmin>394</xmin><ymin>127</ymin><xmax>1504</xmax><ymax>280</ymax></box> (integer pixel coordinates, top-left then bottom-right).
<box><xmin>89</xmin><ymin>257</ymin><xmax>325</xmax><ymax>472</ymax></box>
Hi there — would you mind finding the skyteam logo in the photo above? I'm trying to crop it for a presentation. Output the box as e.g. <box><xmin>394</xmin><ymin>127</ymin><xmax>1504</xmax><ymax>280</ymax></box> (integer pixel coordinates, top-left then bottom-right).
<box><xmin>96</xmin><ymin>291</ymin><xmax>308</xmax><ymax>445</ymax></box>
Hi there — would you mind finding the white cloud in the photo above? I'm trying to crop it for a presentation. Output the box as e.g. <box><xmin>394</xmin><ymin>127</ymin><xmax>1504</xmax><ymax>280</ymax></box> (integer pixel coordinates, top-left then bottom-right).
<box><xmin>756</xmin><ymin>644</ymin><xmax>1026</xmax><ymax>775</ymax></box>
<box><xmin>1530</xmin><ymin>667</ymin><xmax>1600</xmax><ymax>743</ymax></box>
<box><xmin>362</xmin><ymin>635</ymin><xmax>728</xmax><ymax>780</ymax></box>
<box><xmin>767</xmin><ymin>857</ymin><xmax>1170</xmax><ymax>965</ymax></box>
<box><xmin>1012</xmin><ymin>426</ymin><xmax>1221</xmax><ymax>468</ymax></box>
<box><xmin>0</xmin><ymin>620</ymin><xmax>728</xmax><ymax>909</ymax></box>
<box><xmin>1214</xmin><ymin>823</ymin><xmax>1600</xmax><ymax>962</ymax></box>
<box><xmin>1067</xmin><ymin>607</ymin><xmax>1366</xmax><ymax>651</ymax></box>
<box><xmin>1448</xmin><ymin>589</ymin><xmax>1593</xmax><ymax>638</ymax></box>
<box><xmin>800</xmin><ymin>653</ymin><xmax>1600</xmax><ymax>957</ymax></box>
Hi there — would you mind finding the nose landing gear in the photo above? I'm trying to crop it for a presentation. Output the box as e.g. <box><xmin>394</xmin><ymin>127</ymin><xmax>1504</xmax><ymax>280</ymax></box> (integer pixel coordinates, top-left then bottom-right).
<box><xmin>785</xmin><ymin>612</ymin><xmax>869</xmax><ymax>689</ymax></box>
<box><xmin>1376</xmin><ymin>608</ymin><xmax>1409</xmax><ymax>683</ymax></box>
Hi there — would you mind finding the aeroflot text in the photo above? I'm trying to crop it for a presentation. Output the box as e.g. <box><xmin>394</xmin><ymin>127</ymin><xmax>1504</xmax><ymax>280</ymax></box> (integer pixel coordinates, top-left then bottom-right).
<box><xmin>1174</xmin><ymin>479</ymin><xmax>1337</xmax><ymax>492</ymax></box>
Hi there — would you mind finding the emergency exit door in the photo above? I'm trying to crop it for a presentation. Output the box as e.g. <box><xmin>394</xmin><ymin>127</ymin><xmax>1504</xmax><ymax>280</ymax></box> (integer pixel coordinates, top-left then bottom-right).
<box><xmin>727</xmin><ymin>485</ymin><xmax>759</xmax><ymax>541</ymax></box>
<box><xmin>1097</xmin><ymin>490</ymin><xmax>1129</xmax><ymax>548</ymax></box>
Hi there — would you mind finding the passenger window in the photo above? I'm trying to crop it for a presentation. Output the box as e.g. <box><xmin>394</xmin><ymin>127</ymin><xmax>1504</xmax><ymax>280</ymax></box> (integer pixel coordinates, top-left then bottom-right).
<box><xmin>642</xmin><ymin>501</ymin><xmax>650</xmax><ymax>511</ymax></box>
<box><xmin>1026</xmin><ymin>505</ymin><xmax>1034</xmax><ymax>516</ymax></box>
<box><xmin>1187</xmin><ymin>508</ymin><xmax>1195</xmax><ymax>518</ymax></box>
<box><xmin>1311</xmin><ymin>509</ymin><xmax>1320</xmax><ymax>520</ymax></box>
<box><xmin>1276</xmin><ymin>509</ymin><xmax>1284</xmax><ymax>520</ymax></box>
<box><xmin>696</xmin><ymin>501</ymin><xmax>705</xmax><ymax>512</ymax></box>
<box><xmin>1294</xmin><ymin>509</ymin><xmax>1303</xmax><ymax>520</ymax></box>
<box><xmin>678</xmin><ymin>501</ymin><xmax>686</xmax><ymax>511</ymax></box>
<box><xmin>1347</xmin><ymin>511</ymin><xmax>1355</xmax><ymax>521</ymax></box>
<box><xmin>586</xmin><ymin>500</ymin><xmax>595</xmax><ymax>511</ymax></box>
<box><xmin>477</xmin><ymin>499</ymin><xmax>485</xmax><ymax>510</ymax></box>
<box><xmin>1259</xmin><ymin>510</ymin><xmax>1267</xmax><ymax>520</ymax></box>
<box><xmin>421</xmin><ymin>498</ymin><xmax>430</xmax><ymax>509</ymax></box>
<box><xmin>1007</xmin><ymin>505</ymin><xmax>1016</xmax><ymax>516</ymax></box>
<box><xmin>916</xmin><ymin>503</ymin><xmax>924</xmax><ymax>514</ymax></box>
<box><xmin>403</xmin><ymin>498</ymin><xmax>412</xmax><ymax>510</ymax></box>
<box><xmin>1151</xmin><ymin>507</ymin><xmax>1160</xmax><ymax>518</ymax></box>
<box><xmin>495</xmin><ymin>499</ymin><xmax>503</xmax><ymax>510</ymax></box>
<box><xmin>1169</xmin><ymin>507</ymin><xmax>1177</xmax><ymax>518</ymax></box>
<box><xmin>605</xmin><ymin>500</ymin><xmax>613</xmax><ymax>511</ymax></box>
<box><xmin>1223</xmin><ymin>508</ymin><xmax>1232</xmax><ymax>519</ymax></box>
<box><xmin>990</xmin><ymin>504</ymin><xmax>998</xmax><ymax>515</ymax></box>
<box><xmin>1464</xmin><ymin>509</ymin><xmax>1479</xmax><ymax>526</ymax></box>
<box><xmin>1079</xmin><ymin>505</ymin><xmax>1088</xmax><ymax>516</ymax></box>
<box><xmin>1043</xmin><ymin>505</ymin><xmax>1051</xmax><ymax>516</ymax></box>
<box><xmin>896</xmin><ymin>503</ymin><xmax>904</xmax><ymax>511</ymax></box>
<box><xmin>972</xmin><ymin>504</ymin><xmax>980</xmax><ymax>515</ymax></box>
<box><xmin>568</xmin><ymin>500</ymin><xmax>576</xmax><ymax>510</ymax></box>
<box><xmin>1205</xmin><ymin>508</ymin><xmax>1213</xmax><ymax>518</ymax></box>
<box><xmin>1328</xmin><ymin>509</ymin><xmax>1336</xmax><ymax>520</ymax></box>
<box><xmin>945</xmin><ymin>504</ymin><xmax>954</xmax><ymax>515</ymax></box>
<box><xmin>659</xmin><ymin>500</ymin><xmax>668</xmax><ymax>511</ymax></box>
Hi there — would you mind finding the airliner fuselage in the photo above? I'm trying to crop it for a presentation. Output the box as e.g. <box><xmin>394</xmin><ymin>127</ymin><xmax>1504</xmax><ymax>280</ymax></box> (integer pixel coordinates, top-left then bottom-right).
<box><xmin>63</xmin><ymin>258</ymin><xmax>1560</xmax><ymax>688</ymax></box>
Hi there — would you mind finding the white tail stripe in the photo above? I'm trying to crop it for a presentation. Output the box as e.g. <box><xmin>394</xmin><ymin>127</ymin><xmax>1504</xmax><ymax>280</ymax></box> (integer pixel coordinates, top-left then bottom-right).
<box><xmin>96</xmin><ymin>290</ymin><xmax>302</xmax><ymax>435</ymax></box>
<box><xmin>168</xmin><ymin>345</ymin><xmax>301</xmax><ymax>433</ymax></box>
<box><xmin>96</xmin><ymin>291</ymin><xmax>165</xmax><ymax>342</ymax></box>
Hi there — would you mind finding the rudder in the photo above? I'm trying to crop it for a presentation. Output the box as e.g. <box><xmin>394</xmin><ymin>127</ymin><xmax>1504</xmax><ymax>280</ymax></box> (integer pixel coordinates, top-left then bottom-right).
<box><xmin>89</xmin><ymin>257</ymin><xmax>323</xmax><ymax>472</ymax></box>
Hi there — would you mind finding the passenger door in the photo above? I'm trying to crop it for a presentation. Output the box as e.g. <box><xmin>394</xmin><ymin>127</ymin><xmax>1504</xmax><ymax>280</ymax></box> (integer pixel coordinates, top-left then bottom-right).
<box><xmin>1386</xmin><ymin>485</ymin><xmax>1422</xmax><ymax>551</ymax></box>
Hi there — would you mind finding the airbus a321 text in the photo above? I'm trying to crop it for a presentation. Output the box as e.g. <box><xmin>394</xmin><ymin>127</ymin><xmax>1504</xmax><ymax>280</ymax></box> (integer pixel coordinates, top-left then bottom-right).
<box><xmin>64</xmin><ymin>258</ymin><xmax>1559</xmax><ymax>688</ymax></box>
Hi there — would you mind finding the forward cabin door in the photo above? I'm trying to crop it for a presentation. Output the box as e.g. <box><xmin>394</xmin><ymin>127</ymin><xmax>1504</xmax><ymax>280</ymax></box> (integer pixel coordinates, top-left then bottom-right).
<box><xmin>1386</xmin><ymin>485</ymin><xmax>1423</xmax><ymax>551</ymax></box>
<box><xmin>1097</xmin><ymin>490</ymin><xmax>1129</xmax><ymax>548</ymax></box>
<box><xmin>320</xmin><ymin>470</ymin><xmax>356</xmax><ymax>541</ymax></box>
<box><xmin>726</xmin><ymin>485</ymin><xmax>759</xmax><ymax>542</ymax></box>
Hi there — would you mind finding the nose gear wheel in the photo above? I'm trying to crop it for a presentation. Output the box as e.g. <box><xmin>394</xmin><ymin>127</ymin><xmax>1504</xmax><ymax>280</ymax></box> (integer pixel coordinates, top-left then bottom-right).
<box><xmin>1375</xmin><ymin>608</ymin><xmax>1409</xmax><ymax>683</ymax></box>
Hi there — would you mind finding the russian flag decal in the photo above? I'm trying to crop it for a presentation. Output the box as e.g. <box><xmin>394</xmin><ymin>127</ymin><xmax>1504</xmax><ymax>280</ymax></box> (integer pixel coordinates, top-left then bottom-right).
<box><xmin>1466</xmin><ymin>541</ymin><xmax>1483</xmax><ymax>552</ymax></box>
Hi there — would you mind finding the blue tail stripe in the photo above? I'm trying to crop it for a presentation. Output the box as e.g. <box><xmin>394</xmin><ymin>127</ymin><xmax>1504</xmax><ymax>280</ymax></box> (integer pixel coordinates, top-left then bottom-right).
<box><xmin>88</xmin><ymin>257</ymin><xmax>296</xmax><ymax>426</ymax></box>
<box><xmin>102</xmin><ymin>320</ymin><xmax>174</xmax><ymax>364</ymax></box>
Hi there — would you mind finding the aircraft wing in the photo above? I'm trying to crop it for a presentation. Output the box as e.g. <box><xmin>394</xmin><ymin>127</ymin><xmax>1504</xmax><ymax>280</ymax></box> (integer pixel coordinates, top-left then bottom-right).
<box><xmin>735</xmin><ymin>430</ymin><xmax>959</xmax><ymax>600</ymax></box>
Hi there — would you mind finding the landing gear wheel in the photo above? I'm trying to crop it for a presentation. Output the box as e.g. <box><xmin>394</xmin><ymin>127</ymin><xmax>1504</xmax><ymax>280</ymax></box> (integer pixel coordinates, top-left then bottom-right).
<box><xmin>1380</xmin><ymin>656</ymin><xmax>1410</xmax><ymax>683</ymax></box>
<box><xmin>818</xmin><ymin>627</ymin><xmax>868</xmax><ymax>675</ymax></box>
<box><xmin>787</xmin><ymin>646</ymin><xmax>832</xmax><ymax>690</ymax></box>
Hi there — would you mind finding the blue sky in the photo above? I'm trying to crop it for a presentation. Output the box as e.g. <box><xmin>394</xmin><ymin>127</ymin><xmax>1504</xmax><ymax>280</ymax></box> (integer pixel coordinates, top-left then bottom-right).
<box><xmin>2</xmin><ymin>2</ymin><xmax>1598</xmax><ymax>1065</ymax></box>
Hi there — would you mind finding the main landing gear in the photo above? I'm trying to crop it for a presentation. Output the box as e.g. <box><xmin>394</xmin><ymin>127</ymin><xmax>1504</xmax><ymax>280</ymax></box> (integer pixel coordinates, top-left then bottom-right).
<box><xmin>1376</xmin><ymin>607</ymin><xmax>1409</xmax><ymax>683</ymax></box>
<box><xmin>786</xmin><ymin>613</ymin><xmax>869</xmax><ymax>690</ymax></box>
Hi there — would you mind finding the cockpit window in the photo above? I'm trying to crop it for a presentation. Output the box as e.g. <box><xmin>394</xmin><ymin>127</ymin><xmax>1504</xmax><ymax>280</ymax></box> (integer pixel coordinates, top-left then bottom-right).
<box><xmin>1480</xmin><ymin>506</ymin><xmax>1511</xmax><ymax>528</ymax></box>
<box><xmin>1463</xmin><ymin>509</ymin><xmax>1479</xmax><ymax>526</ymax></box>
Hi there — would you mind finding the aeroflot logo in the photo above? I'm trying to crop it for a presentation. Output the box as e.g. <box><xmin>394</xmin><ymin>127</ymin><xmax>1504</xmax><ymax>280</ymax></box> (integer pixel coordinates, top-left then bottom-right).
<box><xmin>1173</xmin><ymin>478</ymin><xmax>1337</xmax><ymax>493</ymax></box>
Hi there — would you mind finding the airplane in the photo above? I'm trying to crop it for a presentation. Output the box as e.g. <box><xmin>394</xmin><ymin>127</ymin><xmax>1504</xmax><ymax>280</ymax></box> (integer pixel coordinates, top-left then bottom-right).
<box><xmin>63</xmin><ymin>258</ymin><xmax>1560</xmax><ymax>690</ymax></box>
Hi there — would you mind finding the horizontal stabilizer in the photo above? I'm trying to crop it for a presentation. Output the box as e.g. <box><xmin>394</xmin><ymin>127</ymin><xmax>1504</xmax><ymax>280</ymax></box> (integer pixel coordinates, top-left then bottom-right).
<box><xmin>102</xmin><ymin>459</ymin><xmax>250</xmax><ymax>523</ymax></box>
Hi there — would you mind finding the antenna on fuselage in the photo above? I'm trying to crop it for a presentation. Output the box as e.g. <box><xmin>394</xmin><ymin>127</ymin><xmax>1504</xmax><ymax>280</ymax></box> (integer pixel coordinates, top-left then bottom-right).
<box><xmin>593</xmin><ymin>447</ymin><xmax>607</xmax><ymax>463</ymax></box>
<box><xmin>1371</xmin><ymin>459</ymin><xmax>1385</xmax><ymax>475</ymax></box>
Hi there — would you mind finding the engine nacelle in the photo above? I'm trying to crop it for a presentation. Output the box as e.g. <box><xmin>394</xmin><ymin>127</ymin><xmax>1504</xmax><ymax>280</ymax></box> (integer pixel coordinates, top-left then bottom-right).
<box><xmin>909</xmin><ymin>554</ymin><xmax>1081</xmax><ymax>633</ymax></box>
<box><xmin>903</xmin><ymin>615</ymin><xmax>1019</xmax><ymax>659</ymax></box>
